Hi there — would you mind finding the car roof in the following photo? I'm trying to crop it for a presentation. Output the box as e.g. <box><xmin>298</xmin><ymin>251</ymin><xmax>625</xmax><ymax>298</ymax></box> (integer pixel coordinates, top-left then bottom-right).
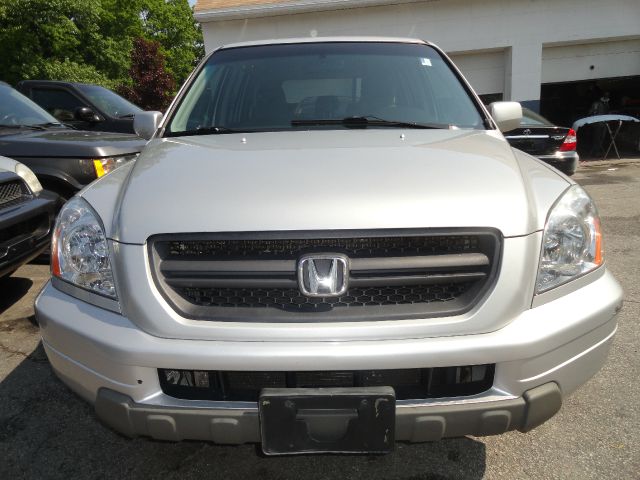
<box><xmin>219</xmin><ymin>36</ymin><xmax>429</xmax><ymax>50</ymax></box>
<box><xmin>18</xmin><ymin>80</ymin><xmax>103</xmax><ymax>88</ymax></box>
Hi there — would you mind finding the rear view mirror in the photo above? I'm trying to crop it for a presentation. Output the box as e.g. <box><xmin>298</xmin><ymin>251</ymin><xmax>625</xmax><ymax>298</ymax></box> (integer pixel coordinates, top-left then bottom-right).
<box><xmin>489</xmin><ymin>102</ymin><xmax>522</xmax><ymax>132</ymax></box>
<box><xmin>75</xmin><ymin>106</ymin><xmax>102</xmax><ymax>123</ymax></box>
<box><xmin>134</xmin><ymin>111</ymin><xmax>163</xmax><ymax>140</ymax></box>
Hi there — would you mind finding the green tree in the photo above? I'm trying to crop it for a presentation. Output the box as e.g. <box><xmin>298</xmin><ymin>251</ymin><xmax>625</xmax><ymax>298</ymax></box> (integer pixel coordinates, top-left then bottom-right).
<box><xmin>0</xmin><ymin>0</ymin><xmax>203</xmax><ymax>91</ymax></box>
<box><xmin>118</xmin><ymin>37</ymin><xmax>176</xmax><ymax>111</ymax></box>
<box><xmin>0</xmin><ymin>0</ymin><xmax>119</xmax><ymax>86</ymax></box>
<box><xmin>138</xmin><ymin>0</ymin><xmax>204</xmax><ymax>87</ymax></box>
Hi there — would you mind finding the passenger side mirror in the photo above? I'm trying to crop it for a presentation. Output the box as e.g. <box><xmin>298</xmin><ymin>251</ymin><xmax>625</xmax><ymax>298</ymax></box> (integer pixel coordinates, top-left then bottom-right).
<box><xmin>134</xmin><ymin>111</ymin><xmax>163</xmax><ymax>140</ymax></box>
<box><xmin>75</xmin><ymin>106</ymin><xmax>102</xmax><ymax>123</ymax></box>
<box><xmin>489</xmin><ymin>102</ymin><xmax>522</xmax><ymax>132</ymax></box>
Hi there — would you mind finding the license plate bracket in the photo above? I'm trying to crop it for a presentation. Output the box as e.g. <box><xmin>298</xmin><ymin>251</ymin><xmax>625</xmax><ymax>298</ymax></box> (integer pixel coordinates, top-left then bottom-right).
<box><xmin>259</xmin><ymin>387</ymin><xmax>395</xmax><ymax>455</ymax></box>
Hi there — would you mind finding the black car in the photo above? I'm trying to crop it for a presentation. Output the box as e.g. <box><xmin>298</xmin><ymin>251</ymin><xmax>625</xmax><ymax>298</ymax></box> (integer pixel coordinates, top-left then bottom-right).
<box><xmin>0</xmin><ymin>83</ymin><xmax>146</xmax><ymax>200</ymax></box>
<box><xmin>16</xmin><ymin>80</ymin><xmax>143</xmax><ymax>134</ymax></box>
<box><xmin>0</xmin><ymin>156</ymin><xmax>58</xmax><ymax>278</ymax></box>
<box><xmin>503</xmin><ymin>107</ymin><xmax>579</xmax><ymax>176</ymax></box>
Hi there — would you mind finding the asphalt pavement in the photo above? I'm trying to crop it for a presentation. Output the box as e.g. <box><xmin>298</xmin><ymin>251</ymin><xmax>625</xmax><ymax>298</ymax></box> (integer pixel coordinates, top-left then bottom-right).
<box><xmin>1</xmin><ymin>160</ymin><xmax>638</xmax><ymax>479</ymax></box>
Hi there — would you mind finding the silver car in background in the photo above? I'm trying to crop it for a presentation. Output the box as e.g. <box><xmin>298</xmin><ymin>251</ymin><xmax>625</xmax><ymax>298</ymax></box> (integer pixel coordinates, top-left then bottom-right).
<box><xmin>35</xmin><ymin>38</ymin><xmax>622</xmax><ymax>455</ymax></box>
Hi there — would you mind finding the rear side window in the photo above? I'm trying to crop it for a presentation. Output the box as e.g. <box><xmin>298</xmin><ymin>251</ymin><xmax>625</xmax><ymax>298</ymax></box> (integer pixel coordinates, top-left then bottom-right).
<box><xmin>30</xmin><ymin>88</ymin><xmax>86</xmax><ymax>122</ymax></box>
<box><xmin>76</xmin><ymin>84</ymin><xmax>142</xmax><ymax>118</ymax></box>
<box><xmin>520</xmin><ymin>108</ymin><xmax>553</xmax><ymax>126</ymax></box>
<box><xmin>167</xmin><ymin>42</ymin><xmax>485</xmax><ymax>135</ymax></box>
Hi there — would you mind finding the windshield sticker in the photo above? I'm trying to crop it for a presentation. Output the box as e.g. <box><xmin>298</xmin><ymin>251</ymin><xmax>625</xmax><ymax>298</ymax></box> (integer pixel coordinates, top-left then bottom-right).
<box><xmin>420</xmin><ymin>58</ymin><xmax>432</xmax><ymax>67</ymax></box>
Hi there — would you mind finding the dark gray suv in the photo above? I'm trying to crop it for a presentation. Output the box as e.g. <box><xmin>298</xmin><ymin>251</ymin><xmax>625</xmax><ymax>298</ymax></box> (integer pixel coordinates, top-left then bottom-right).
<box><xmin>0</xmin><ymin>83</ymin><xmax>145</xmax><ymax>200</ymax></box>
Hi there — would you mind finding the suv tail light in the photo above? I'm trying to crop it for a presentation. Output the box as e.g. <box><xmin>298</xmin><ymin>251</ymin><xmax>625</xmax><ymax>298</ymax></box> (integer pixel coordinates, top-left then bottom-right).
<box><xmin>559</xmin><ymin>128</ymin><xmax>577</xmax><ymax>151</ymax></box>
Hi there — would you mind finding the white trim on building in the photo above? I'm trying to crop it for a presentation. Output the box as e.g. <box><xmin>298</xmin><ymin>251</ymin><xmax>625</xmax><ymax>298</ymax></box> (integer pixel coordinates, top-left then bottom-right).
<box><xmin>195</xmin><ymin>0</ymin><xmax>429</xmax><ymax>21</ymax></box>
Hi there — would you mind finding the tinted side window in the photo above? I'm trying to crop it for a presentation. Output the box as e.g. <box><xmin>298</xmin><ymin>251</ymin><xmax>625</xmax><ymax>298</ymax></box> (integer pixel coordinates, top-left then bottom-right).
<box><xmin>30</xmin><ymin>88</ymin><xmax>87</xmax><ymax>122</ymax></box>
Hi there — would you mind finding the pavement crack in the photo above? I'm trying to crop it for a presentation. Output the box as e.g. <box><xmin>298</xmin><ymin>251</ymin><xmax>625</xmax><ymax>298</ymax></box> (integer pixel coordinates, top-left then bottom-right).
<box><xmin>0</xmin><ymin>342</ymin><xmax>30</xmax><ymax>358</ymax></box>
<box><xmin>0</xmin><ymin>342</ymin><xmax>48</xmax><ymax>363</ymax></box>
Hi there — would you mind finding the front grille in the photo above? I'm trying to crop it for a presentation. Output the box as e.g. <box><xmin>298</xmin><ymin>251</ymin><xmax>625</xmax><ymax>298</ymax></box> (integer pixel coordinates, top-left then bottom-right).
<box><xmin>176</xmin><ymin>282</ymin><xmax>475</xmax><ymax>310</ymax></box>
<box><xmin>0</xmin><ymin>213</ymin><xmax>50</xmax><ymax>245</ymax></box>
<box><xmin>167</xmin><ymin>235</ymin><xmax>480</xmax><ymax>259</ymax></box>
<box><xmin>149</xmin><ymin>230</ymin><xmax>501</xmax><ymax>322</ymax></box>
<box><xmin>0</xmin><ymin>180</ymin><xmax>30</xmax><ymax>209</ymax></box>
<box><xmin>158</xmin><ymin>365</ymin><xmax>495</xmax><ymax>402</ymax></box>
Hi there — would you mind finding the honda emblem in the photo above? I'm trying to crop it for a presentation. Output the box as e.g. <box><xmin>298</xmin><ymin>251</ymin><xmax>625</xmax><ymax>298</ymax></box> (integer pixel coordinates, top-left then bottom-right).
<box><xmin>297</xmin><ymin>254</ymin><xmax>349</xmax><ymax>297</ymax></box>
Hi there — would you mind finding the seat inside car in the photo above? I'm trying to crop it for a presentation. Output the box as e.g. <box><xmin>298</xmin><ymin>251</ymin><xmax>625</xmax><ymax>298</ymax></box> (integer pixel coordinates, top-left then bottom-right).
<box><xmin>252</xmin><ymin>83</ymin><xmax>290</xmax><ymax>127</ymax></box>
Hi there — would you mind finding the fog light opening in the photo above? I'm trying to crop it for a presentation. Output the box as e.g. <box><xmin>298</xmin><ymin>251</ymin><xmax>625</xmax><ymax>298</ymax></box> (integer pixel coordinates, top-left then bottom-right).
<box><xmin>163</xmin><ymin>369</ymin><xmax>194</xmax><ymax>387</ymax></box>
<box><xmin>193</xmin><ymin>371</ymin><xmax>210</xmax><ymax>388</ymax></box>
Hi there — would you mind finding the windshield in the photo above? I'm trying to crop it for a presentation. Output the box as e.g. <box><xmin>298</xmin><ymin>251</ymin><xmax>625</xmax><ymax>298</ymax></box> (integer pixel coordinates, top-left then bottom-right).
<box><xmin>167</xmin><ymin>42</ymin><xmax>485</xmax><ymax>135</ymax></box>
<box><xmin>76</xmin><ymin>84</ymin><xmax>142</xmax><ymax>118</ymax></box>
<box><xmin>0</xmin><ymin>84</ymin><xmax>60</xmax><ymax>127</ymax></box>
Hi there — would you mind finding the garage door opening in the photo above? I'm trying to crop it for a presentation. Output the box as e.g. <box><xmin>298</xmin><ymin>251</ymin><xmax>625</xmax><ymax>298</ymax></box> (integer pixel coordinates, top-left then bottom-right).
<box><xmin>541</xmin><ymin>76</ymin><xmax>640</xmax><ymax>159</ymax></box>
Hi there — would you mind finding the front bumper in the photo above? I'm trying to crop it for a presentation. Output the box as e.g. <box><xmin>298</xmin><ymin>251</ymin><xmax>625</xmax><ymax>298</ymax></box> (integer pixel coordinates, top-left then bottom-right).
<box><xmin>537</xmin><ymin>151</ymin><xmax>579</xmax><ymax>172</ymax></box>
<box><xmin>35</xmin><ymin>268</ymin><xmax>622</xmax><ymax>443</ymax></box>
<box><xmin>0</xmin><ymin>190</ymin><xmax>58</xmax><ymax>277</ymax></box>
<box><xmin>92</xmin><ymin>382</ymin><xmax>561</xmax><ymax>443</ymax></box>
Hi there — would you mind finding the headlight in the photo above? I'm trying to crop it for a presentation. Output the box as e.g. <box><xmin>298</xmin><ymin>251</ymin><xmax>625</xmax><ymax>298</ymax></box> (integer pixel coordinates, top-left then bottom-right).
<box><xmin>536</xmin><ymin>185</ymin><xmax>603</xmax><ymax>293</ymax></box>
<box><xmin>92</xmin><ymin>154</ymin><xmax>138</xmax><ymax>178</ymax></box>
<box><xmin>51</xmin><ymin>197</ymin><xmax>116</xmax><ymax>298</ymax></box>
<box><xmin>15</xmin><ymin>162</ymin><xmax>43</xmax><ymax>194</ymax></box>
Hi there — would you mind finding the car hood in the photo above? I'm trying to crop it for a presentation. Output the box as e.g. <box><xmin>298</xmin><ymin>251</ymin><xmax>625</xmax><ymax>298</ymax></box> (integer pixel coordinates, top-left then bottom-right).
<box><xmin>106</xmin><ymin>129</ymin><xmax>567</xmax><ymax>243</ymax></box>
<box><xmin>0</xmin><ymin>128</ymin><xmax>146</xmax><ymax>158</ymax></box>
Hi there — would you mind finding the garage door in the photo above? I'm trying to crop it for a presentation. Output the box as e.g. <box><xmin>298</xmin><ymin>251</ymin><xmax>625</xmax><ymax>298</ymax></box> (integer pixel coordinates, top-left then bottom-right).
<box><xmin>542</xmin><ymin>39</ymin><xmax>640</xmax><ymax>84</ymax></box>
<box><xmin>448</xmin><ymin>50</ymin><xmax>506</xmax><ymax>96</ymax></box>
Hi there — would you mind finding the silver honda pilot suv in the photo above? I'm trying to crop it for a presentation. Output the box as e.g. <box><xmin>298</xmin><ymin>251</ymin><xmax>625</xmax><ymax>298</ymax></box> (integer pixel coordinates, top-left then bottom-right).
<box><xmin>36</xmin><ymin>38</ymin><xmax>623</xmax><ymax>455</ymax></box>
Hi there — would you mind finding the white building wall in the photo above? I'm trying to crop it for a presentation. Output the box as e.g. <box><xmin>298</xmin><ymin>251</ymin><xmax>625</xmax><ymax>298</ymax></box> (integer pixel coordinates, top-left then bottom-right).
<box><xmin>198</xmin><ymin>0</ymin><xmax>640</xmax><ymax>109</ymax></box>
<box><xmin>541</xmin><ymin>39</ymin><xmax>640</xmax><ymax>84</ymax></box>
<box><xmin>448</xmin><ymin>50</ymin><xmax>505</xmax><ymax>96</ymax></box>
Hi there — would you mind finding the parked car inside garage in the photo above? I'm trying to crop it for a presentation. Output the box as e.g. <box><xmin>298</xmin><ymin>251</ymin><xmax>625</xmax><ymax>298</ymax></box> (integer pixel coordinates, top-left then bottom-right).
<box><xmin>16</xmin><ymin>80</ymin><xmax>143</xmax><ymax>134</ymax></box>
<box><xmin>503</xmin><ymin>107</ymin><xmax>579</xmax><ymax>175</ymax></box>
<box><xmin>0</xmin><ymin>83</ymin><xmax>146</xmax><ymax>200</ymax></box>
<box><xmin>0</xmin><ymin>156</ymin><xmax>57</xmax><ymax>278</ymax></box>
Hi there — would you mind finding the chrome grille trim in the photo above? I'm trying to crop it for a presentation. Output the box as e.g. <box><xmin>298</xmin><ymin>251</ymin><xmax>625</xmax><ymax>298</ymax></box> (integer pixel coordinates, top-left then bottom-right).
<box><xmin>148</xmin><ymin>229</ymin><xmax>502</xmax><ymax>322</ymax></box>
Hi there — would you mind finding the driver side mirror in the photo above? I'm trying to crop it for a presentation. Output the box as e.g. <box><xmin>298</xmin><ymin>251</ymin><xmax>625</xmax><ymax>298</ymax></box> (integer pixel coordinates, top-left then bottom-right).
<box><xmin>134</xmin><ymin>111</ymin><xmax>163</xmax><ymax>140</ymax></box>
<box><xmin>489</xmin><ymin>101</ymin><xmax>522</xmax><ymax>132</ymax></box>
<box><xmin>75</xmin><ymin>106</ymin><xmax>102</xmax><ymax>124</ymax></box>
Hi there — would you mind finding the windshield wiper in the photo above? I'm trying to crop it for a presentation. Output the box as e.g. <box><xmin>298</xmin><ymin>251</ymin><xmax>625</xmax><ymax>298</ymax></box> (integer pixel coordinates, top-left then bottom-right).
<box><xmin>0</xmin><ymin>123</ymin><xmax>48</xmax><ymax>130</ymax></box>
<box><xmin>291</xmin><ymin>116</ymin><xmax>450</xmax><ymax>129</ymax></box>
<box><xmin>34</xmin><ymin>122</ymin><xmax>66</xmax><ymax>128</ymax></box>
<box><xmin>118</xmin><ymin>113</ymin><xmax>136</xmax><ymax>119</ymax></box>
<box><xmin>168</xmin><ymin>125</ymin><xmax>250</xmax><ymax>137</ymax></box>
